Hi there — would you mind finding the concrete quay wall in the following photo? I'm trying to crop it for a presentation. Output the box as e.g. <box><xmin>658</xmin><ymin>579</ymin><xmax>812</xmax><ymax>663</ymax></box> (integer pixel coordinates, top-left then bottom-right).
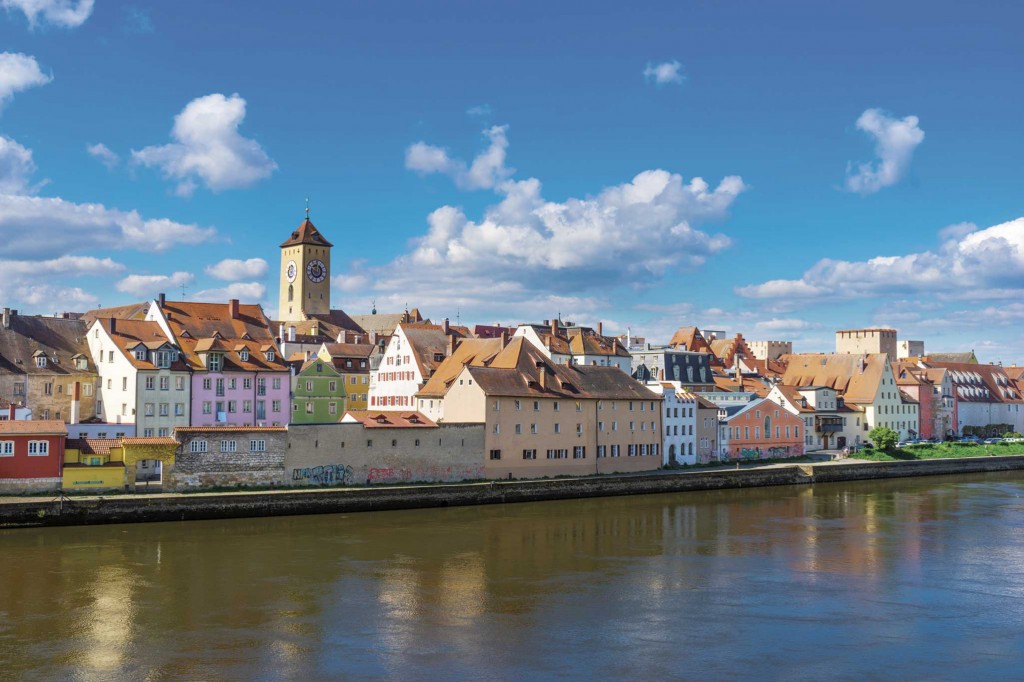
<box><xmin>3</xmin><ymin>455</ymin><xmax>1024</xmax><ymax>529</ymax></box>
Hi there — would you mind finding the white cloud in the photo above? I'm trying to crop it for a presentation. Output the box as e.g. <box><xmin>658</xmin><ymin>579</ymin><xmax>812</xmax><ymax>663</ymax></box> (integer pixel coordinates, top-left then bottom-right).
<box><xmin>9</xmin><ymin>284</ymin><xmax>97</xmax><ymax>308</ymax></box>
<box><xmin>192</xmin><ymin>281</ymin><xmax>266</xmax><ymax>303</ymax></box>
<box><xmin>643</xmin><ymin>60</ymin><xmax>684</xmax><ymax>86</ymax></box>
<box><xmin>466</xmin><ymin>104</ymin><xmax>491</xmax><ymax>117</ymax></box>
<box><xmin>132</xmin><ymin>93</ymin><xmax>277</xmax><ymax>196</ymax></box>
<box><xmin>844</xmin><ymin>108</ymin><xmax>924</xmax><ymax>194</ymax></box>
<box><xmin>737</xmin><ymin>217</ymin><xmax>1024</xmax><ymax>301</ymax></box>
<box><xmin>0</xmin><ymin>193</ymin><xmax>217</xmax><ymax>259</ymax></box>
<box><xmin>0</xmin><ymin>52</ymin><xmax>51</xmax><ymax>107</ymax></box>
<box><xmin>405</xmin><ymin>125</ymin><xmax>513</xmax><ymax>190</ymax></box>
<box><xmin>0</xmin><ymin>135</ymin><xmax>36</xmax><ymax>193</ymax></box>
<box><xmin>0</xmin><ymin>255</ymin><xmax>123</xmax><ymax>276</ymax></box>
<box><xmin>205</xmin><ymin>257</ymin><xmax>268</xmax><ymax>281</ymax></box>
<box><xmin>754</xmin><ymin>318</ymin><xmax>818</xmax><ymax>333</ymax></box>
<box><xmin>1</xmin><ymin>0</ymin><xmax>92</xmax><ymax>28</ymax></box>
<box><xmin>115</xmin><ymin>271</ymin><xmax>194</xmax><ymax>297</ymax></box>
<box><xmin>86</xmin><ymin>142</ymin><xmax>118</xmax><ymax>169</ymax></box>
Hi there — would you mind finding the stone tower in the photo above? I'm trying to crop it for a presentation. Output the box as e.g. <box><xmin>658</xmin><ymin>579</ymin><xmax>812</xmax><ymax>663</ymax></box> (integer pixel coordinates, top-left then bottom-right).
<box><xmin>279</xmin><ymin>215</ymin><xmax>333</xmax><ymax>322</ymax></box>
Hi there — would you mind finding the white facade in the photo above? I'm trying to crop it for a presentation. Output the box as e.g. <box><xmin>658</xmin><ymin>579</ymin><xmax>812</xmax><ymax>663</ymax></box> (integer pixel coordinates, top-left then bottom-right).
<box><xmin>86</xmin><ymin>320</ymin><xmax>191</xmax><ymax>437</ymax></box>
<box><xmin>513</xmin><ymin>326</ymin><xmax>570</xmax><ymax>364</ymax></box>
<box><xmin>767</xmin><ymin>385</ymin><xmax>864</xmax><ymax>451</ymax></box>
<box><xmin>856</xmin><ymin>361</ymin><xmax>919</xmax><ymax>441</ymax></box>
<box><xmin>748</xmin><ymin>340</ymin><xmax>792</xmax><ymax>361</ymax></box>
<box><xmin>646</xmin><ymin>383</ymin><xmax>697</xmax><ymax>466</ymax></box>
<box><xmin>368</xmin><ymin>326</ymin><xmax>427</xmax><ymax>409</ymax></box>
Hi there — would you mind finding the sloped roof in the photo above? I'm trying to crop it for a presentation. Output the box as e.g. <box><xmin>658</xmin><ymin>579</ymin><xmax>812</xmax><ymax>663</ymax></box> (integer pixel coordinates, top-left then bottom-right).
<box><xmin>668</xmin><ymin>326</ymin><xmax>714</xmax><ymax>354</ymax></box>
<box><xmin>917</xmin><ymin>359</ymin><xmax>1023</xmax><ymax>404</ymax></box>
<box><xmin>416</xmin><ymin>338</ymin><xmax>505</xmax><ymax>398</ymax></box>
<box><xmin>81</xmin><ymin>302</ymin><xmax>149</xmax><ymax>325</ymax></box>
<box><xmin>350</xmin><ymin>309</ymin><xmax>425</xmax><ymax>336</ymax></box>
<box><xmin>781</xmin><ymin>353</ymin><xmax>889</xmax><ymax>405</ymax></box>
<box><xmin>466</xmin><ymin>336</ymin><xmax>659</xmax><ymax>400</ymax></box>
<box><xmin>67</xmin><ymin>438</ymin><xmax>121</xmax><ymax>454</ymax></box>
<box><xmin>0</xmin><ymin>419</ymin><xmax>67</xmax><ymax>435</ymax></box>
<box><xmin>96</xmin><ymin>319</ymin><xmax>190</xmax><ymax>371</ymax></box>
<box><xmin>0</xmin><ymin>313</ymin><xmax>94</xmax><ymax>377</ymax></box>
<box><xmin>341</xmin><ymin>410</ymin><xmax>437</xmax><ymax>428</ymax></box>
<box><xmin>158</xmin><ymin>301</ymin><xmax>286</xmax><ymax>372</ymax></box>
<box><xmin>566</xmin><ymin>328</ymin><xmax>630</xmax><ymax>358</ymax></box>
<box><xmin>925</xmin><ymin>351</ymin><xmax>977</xmax><ymax>364</ymax></box>
<box><xmin>400</xmin><ymin>323</ymin><xmax>455</xmax><ymax>379</ymax></box>
<box><xmin>280</xmin><ymin>218</ymin><xmax>334</xmax><ymax>247</ymax></box>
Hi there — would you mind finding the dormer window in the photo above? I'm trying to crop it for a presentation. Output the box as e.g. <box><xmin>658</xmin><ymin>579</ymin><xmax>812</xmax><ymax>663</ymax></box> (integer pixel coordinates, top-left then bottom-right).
<box><xmin>208</xmin><ymin>354</ymin><xmax>222</xmax><ymax>372</ymax></box>
<box><xmin>134</xmin><ymin>348</ymin><xmax>147</xmax><ymax>361</ymax></box>
<box><xmin>239</xmin><ymin>349</ymin><xmax>250</xmax><ymax>362</ymax></box>
<box><xmin>35</xmin><ymin>355</ymin><xmax>47</xmax><ymax>368</ymax></box>
<box><xmin>75</xmin><ymin>357</ymin><xmax>88</xmax><ymax>371</ymax></box>
<box><xmin>155</xmin><ymin>350</ymin><xmax>172</xmax><ymax>368</ymax></box>
<box><xmin>264</xmin><ymin>350</ymin><xmax>275</xmax><ymax>362</ymax></box>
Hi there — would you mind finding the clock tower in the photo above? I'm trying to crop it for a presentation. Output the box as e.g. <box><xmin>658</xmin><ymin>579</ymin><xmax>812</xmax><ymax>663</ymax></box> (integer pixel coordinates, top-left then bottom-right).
<box><xmin>279</xmin><ymin>213</ymin><xmax>333</xmax><ymax>321</ymax></box>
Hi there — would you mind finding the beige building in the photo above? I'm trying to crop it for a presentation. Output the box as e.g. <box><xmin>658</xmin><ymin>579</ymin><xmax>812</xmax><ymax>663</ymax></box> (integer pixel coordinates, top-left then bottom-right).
<box><xmin>897</xmin><ymin>340</ymin><xmax>925</xmax><ymax>359</ymax></box>
<box><xmin>748</xmin><ymin>340</ymin><xmax>793</xmax><ymax>362</ymax></box>
<box><xmin>835</xmin><ymin>328</ymin><xmax>898</xmax><ymax>360</ymax></box>
<box><xmin>278</xmin><ymin>217</ymin><xmax>333</xmax><ymax>322</ymax></box>
<box><xmin>426</xmin><ymin>336</ymin><xmax>664</xmax><ymax>479</ymax></box>
<box><xmin>0</xmin><ymin>309</ymin><xmax>98</xmax><ymax>422</ymax></box>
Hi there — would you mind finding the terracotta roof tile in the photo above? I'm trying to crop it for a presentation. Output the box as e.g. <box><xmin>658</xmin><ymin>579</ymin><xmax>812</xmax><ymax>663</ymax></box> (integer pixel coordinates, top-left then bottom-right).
<box><xmin>0</xmin><ymin>419</ymin><xmax>67</xmax><ymax>435</ymax></box>
<box><xmin>341</xmin><ymin>410</ymin><xmax>437</xmax><ymax>428</ymax></box>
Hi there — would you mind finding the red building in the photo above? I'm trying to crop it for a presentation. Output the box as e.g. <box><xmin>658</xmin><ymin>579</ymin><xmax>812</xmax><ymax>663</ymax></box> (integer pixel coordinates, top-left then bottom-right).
<box><xmin>0</xmin><ymin>419</ymin><xmax>66</xmax><ymax>492</ymax></box>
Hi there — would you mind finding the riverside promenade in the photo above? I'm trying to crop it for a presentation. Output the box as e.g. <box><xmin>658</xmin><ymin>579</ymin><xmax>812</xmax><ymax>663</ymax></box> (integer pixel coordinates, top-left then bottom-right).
<box><xmin>3</xmin><ymin>455</ymin><xmax>1024</xmax><ymax>529</ymax></box>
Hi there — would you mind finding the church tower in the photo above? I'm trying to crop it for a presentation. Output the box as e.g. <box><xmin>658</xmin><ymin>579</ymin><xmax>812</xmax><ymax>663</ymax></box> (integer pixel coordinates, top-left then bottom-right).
<box><xmin>279</xmin><ymin>212</ymin><xmax>333</xmax><ymax>322</ymax></box>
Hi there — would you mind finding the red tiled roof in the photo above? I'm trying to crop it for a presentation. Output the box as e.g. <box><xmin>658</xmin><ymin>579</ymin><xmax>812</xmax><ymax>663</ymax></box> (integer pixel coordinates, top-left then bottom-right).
<box><xmin>0</xmin><ymin>419</ymin><xmax>67</xmax><ymax>435</ymax></box>
<box><xmin>67</xmin><ymin>438</ymin><xmax>121</xmax><ymax>454</ymax></box>
<box><xmin>341</xmin><ymin>410</ymin><xmax>437</xmax><ymax>428</ymax></box>
<box><xmin>279</xmin><ymin>218</ymin><xmax>334</xmax><ymax>247</ymax></box>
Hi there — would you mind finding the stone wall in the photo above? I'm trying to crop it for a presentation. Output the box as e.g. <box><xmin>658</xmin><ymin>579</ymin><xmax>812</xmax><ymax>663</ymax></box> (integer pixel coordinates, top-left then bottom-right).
<box><xmin>286</xmin><ymin>423</ymin><xmax>485</xmax><ymax>486</ymax></box>
<box><xmin>174</xmin><ymin>430</ymin><xmax>288</xmax><ymax>489</ymax></box>
<box><xmin>0</xmin><ymin>477</ymin><xmax>61</xmax><ymax>494</ymax></box>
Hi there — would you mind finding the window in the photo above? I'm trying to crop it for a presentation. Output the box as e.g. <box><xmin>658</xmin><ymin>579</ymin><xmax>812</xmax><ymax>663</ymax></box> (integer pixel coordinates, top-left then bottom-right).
<box><xmin>146</xmin><ymin>376</ymin><xmax>155</xmax><ymax>390</ymax></box>
<box><xmin>493</xmin><ymin>423</ymin><xmax>500</xmax><ymax>434</ymax></box>
<box><xmin>160</xmin><ymin>376</ymin><xmax>169</xmax><ymax>391</ymax></box>
<box><xmin>515</xmin><ymin>423</ymin><xmax>522</xmax><ymax>434</ymax></box>
<box><xmin>145</xmin><ymin>403</ymin><xmax>155</xmax><ymax>417</ymax></box>
<box><xmin>554</xmin><ymin>423</ymin><xmax>561</xmax><ymax>434</ymax></box>
<box><xmin>533</xmin><ymin>401</ymin><xmax>540</xmax><ymax>411</ymax></box>
<box><xmin>228</xmin><ymin>401</ymin><xmax>237</xmax><ymax>414</ymax></box>
<box><xmin>264</xmin><ymin>351</ymin><xmax>275</xmax><ymax>362</ymax></box>
<box><xmin>490</xmin><ymin>449</ymin><xmax>502</xmax><ymax>460</ymax></box>
<box><xmin>190</xmin><ymin>439</ymin><xmax>208</xmax><ymax>453</ymax></box>
<box><xmin>143</xmin><ymin>428</ymin><xmax>154</xmax><ymax>437</ymax></box>
<box><xmin>629</xmin><ymin>421</ymin><xmax>635</xmax><ymax>432</ymax></box>
<box><xmin>493</xmin><ymin>399</ymin><xmax>500</xmax><ymax>412</ymax></box>
<box><xmin>135</xmin><ymin>350</ymin><xmax>147</xmax><ymax>363</ymax></box>
<box><xmin>575</xmin><ymin>401</ymin><xmax>582</xmax><ymax>412</ymax></box>
<box><xmin>597</xmin><ymin>445</ymin><xmax>606</xmax><ymax>458</ymax></box>
<box><xmin>523</xmin><ymin>449</ymin><xmax>537</xmax><ymax>460</ymax></box>
<box><xmin>83</xmin><ymin>383</ymin><xmax>93</xmax><ymax>397</ymax></box>
<box><xmin>514</xmin><ymin>399</ymin><xmax>521</xmax><ymax>411</ymax></box>
<box><xmin>628</xmin><ymin>444</ymin><xmax>637</xmax><ymax>457</ymax></box>
<box><xmin>329</xmin><ymin>381</ymin><xmax>337</xmax><ymax>392</ymax></box>
<box><xmin>0</xmin><ymin>441</ymin><xmax>13</xmax><ymax>456</ymax></box>
<box><xmin>228</xmin><ymin>378</ymin><xmax>237</xmax><ymax>390</ymax></box>
<box><xmin>240</xmin><ymin>349</ymin><xmax>250</xmax><ymax>362</ymax></box>
<box><xmin>329</xmin><ymin>402</ymin><xmax>337</xmax><ymax>415</ymax></box>
<box><xmin>251</xmin><ymin>440</ymin><xmax>266</xmax><ymax>452</ymax></box>
<box><xmin>553</xmin><ymin>401</ymin><xmax>560</xmax><ymax>412</ymax></box>
<box><xmin>243</xmin><ymin>378</ymin><xmax>252</xmax><ymax>390</ymax></box>
<box><xmin>221</xmin><ymin>440</ymin><xmax>237</xmax><ymax>453</ymax></box>
<box><xmin>611</xmin><ymin>444</ymin><xmax>620</xmax><ymax>457</ymax></box>
<box><xmin>576</xmin><ymin>423</ymin><xmax>582</xmax><ymax>435</ymax></box>
<box><xmin>306</xmin><ymin>402</ymin><xmax>314</xmax><ymax>414</ymax></box>
<box><xmin>176</xmin><ymin>376</ymin><xmax>185</xmax><ymax>390</ymax></box>
<box><xmin>599</xmin><ymin>421</ymin><xmax>605</xmax><ymax>431</ymax></box>
<box><xmin>573</xmin><ymin>446</ymin><xmax>585</xmax><ymax>459</ymax></box>
<box><xmin>612</xmin><ymin>421</ymin><xmax>618</xmax><ymax>432</ymax></box>
<box><xmin>306</xmin><ymin>381</ymin><xmax>313</xmax><ymax>392</ymax></box>
<box><xmin>159</xmin><ymin>403</ymin><xmax>169</xmax><ymax>417</ymax></box>
<box><xmin>208</xmin><ymin>354</ymin><xmax>222</xmax><ymax>372</ymax></box>
<box><xmin>202</xmin><ymin>401</ymin><xmax>212</xmax><ymax>415</ymax></box>
<box><xmin>530</xmin><ymin>423</ymin><xmax>537</xmax><ymax>434</ymax></box>
<box><xmin>108</xmin><ymin>351</ymin><xmax>114</xmax><ymax>363</ymax></box>
<box><xmin>175</xmin><ymin>403</ymin><xmax>184</xmax><ymax>416</ymax></box>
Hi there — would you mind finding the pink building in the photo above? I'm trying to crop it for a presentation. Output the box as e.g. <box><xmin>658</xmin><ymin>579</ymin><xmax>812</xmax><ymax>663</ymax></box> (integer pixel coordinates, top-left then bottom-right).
<box><xmin>148</xmin><ymin>299</ymin><xmax>291</xmax><ymax>427</ymax></box>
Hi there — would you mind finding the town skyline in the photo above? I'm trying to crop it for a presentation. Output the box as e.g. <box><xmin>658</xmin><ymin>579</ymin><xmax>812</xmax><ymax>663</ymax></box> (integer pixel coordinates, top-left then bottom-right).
<box><xmin>1</xmin><ymin>1</ymin><xmax>1022</xmax><ymax>361</ymax></box>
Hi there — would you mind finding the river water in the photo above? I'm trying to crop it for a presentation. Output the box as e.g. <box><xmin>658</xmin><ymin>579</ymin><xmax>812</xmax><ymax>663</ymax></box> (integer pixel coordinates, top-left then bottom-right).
<box><xmin>3</xmin><ymin>472</ymin><xmax>1024</xmax><ymax>680</ymax></box>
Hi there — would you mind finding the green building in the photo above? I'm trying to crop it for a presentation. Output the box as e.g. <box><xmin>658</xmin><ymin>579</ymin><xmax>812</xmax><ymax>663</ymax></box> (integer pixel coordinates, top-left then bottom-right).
<box><xmin>292</xmin><ymin>357</ymin><xmax>347</xmax><ymax>423</ymax></box>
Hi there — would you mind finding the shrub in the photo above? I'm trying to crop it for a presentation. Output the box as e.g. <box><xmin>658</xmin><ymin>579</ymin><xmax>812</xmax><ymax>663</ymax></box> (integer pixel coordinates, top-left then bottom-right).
<box><xmin>868</xmin><ymin>426</ymin><xmax>899</xmax><ymax>452</ymax></box>
<box><xmin>1003</xmin><ymin>432</ymin><xmax>1023</xmax><ymax>439</ymax></box>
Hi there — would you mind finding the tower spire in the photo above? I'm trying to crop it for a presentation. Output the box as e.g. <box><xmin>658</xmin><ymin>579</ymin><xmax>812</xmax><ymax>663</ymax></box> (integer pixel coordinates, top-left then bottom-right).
<box><xmin>304</xmin><ymin>197</ymin><xmax>310</xmax><ymax>220</ymax></box>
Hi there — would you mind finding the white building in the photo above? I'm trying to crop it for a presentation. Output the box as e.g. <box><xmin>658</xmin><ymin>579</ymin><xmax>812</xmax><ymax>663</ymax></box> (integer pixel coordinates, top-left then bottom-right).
<box><xmin>766</xmin><ymin>384</ymin><xmax>865</xmax><ymax>450</ymax></box>
<box><xmin>86</xmin><ymin>318</ymin><xmax>192</xmax><ymax>437</ymax></box>
<box><xmin>513</xmin><ymin>321</ymin><xmax>631</xmax><ymax>371</ymax></box>
<box><xmin>369</xmin><ymin>322</ymin><xmax>458</xmax><ymax>409</ymax></box>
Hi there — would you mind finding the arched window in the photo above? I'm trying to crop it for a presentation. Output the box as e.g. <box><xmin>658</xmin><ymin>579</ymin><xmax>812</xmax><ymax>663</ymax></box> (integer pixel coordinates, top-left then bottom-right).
<box><xmin>764</xmin><ymin>415</ymin><xmax>772</xmax><ymax>438</ymax></box>
<box><xmin>288</xmin><ymin>284</ymin><xmax>293</xmax><ymax>302</ymax></box>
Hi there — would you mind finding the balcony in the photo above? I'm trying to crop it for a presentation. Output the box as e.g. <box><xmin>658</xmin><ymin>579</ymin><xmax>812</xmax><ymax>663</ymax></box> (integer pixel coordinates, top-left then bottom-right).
<box><xmin>815</xmin><ymin>416</ymin><xmax>843</xmax><ymax>433</ymax></box>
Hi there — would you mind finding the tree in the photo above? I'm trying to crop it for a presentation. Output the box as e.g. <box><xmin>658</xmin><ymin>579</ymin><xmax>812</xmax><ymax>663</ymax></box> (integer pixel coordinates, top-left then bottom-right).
<box><xmin>868</xmin><ymin>426</ymin><xmax>899</xmax><ymax>452</ymax></box>
<box><xmin>1004</xmin><ymin>432</ymin><xmax>1023</xmax><ymax>439</ymax></box>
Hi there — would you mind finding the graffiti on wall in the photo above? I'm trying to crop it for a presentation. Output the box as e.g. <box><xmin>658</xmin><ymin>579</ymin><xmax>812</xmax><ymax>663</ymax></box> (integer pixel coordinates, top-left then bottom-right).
<box><xmin>291</xmin><ymin>464</ymin><xmax>354</xmax><ymax>485</ymax></box>
<box><xmin>368</xmin><ymin>467</ymin><xmax>412</xmax><ymax>484</ymax></box>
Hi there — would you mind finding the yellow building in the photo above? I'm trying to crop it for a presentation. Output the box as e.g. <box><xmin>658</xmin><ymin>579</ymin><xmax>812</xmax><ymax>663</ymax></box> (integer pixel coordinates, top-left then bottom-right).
<box><xmin>279</xmin><ymin>216</ymin><xmax>333</xmax><ymax>322</ymax></box>
<box><xmin>63</xmin><ymin>436</ymin><xmax>178</xmax><ymax>491</ymax></box>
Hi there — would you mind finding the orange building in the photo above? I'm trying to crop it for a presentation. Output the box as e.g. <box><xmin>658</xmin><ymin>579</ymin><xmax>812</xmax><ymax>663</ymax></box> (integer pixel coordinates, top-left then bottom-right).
<box><xmin>718</xmin><ymin>397</ymin><xmax>805</xmax><ymax>460</ymax></box>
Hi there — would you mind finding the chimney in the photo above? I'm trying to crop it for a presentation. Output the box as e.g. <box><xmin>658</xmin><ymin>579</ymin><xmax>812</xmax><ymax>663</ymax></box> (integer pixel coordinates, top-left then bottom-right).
<box><xmin>69</xmin><ymin>381</ymin><xmax>80</xmax><ymax>425</ymax></box>
<box><xmin>336</xmin><ymin>331</ymin><xmax>345</xmax><ymax>343</ymax></box>
<box><xmin>537</xmin><ymin>361</ymin><xmax>547</xmax><ymax>390</ymax></box>
<box><xmin>288</xmin><ymin>326</ymin><xmax>296</xmax><ymax>342</ymax></box>
<box><xmin>370</xmin><ymin>330</ymin><xmax>379</xmax><ymax>346</ymax></box>
<box><xmin>229</xmin><ymin>299</ymin><xmax>240</xmax><ymax>320</ymax></box>
<box><xmin>443</xmin><ymin>317</ymin><xmax>450</xmax><ymax>335</ymax></box>
<box><xmin>659</xmin><ymin>368</ymin><xmax>665</xmax><ymax>381</ymax></box>
<box><xmin>158</xmin><ymin>292</ymin><xmax>166</xmax><ymax>308</ymax></box>
<box><xmin>109</xmin><ymin>317</ymin><xmax>117</xmax><ymax>335</ymax></box>
<box><xmin>7</xmin><ymin>403</ymin><xmax>14</xmax><ymax>420</ymax></box>
<box><xmin>597</xmin><ymin>321</ymin><xmax>603</xmax><ymax>336</ymax></box>
<box><xmin>551</xmin><ymin>317</ymin><xmax>558</xmax><ymax>336</ymax></box>
<box><xmin>500</xmin><ymin>330</ymin><xmax>509</xmax><ymax>347</ymax></box>
<box><xmin>1</xmin><ymin>307</ymin><xmax>8</xmax><ymax>329</ymax></box>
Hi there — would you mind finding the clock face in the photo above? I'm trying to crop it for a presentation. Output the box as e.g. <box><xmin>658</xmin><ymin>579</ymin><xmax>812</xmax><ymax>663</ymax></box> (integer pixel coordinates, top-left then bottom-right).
<box><xmin>306</xmin><ymin>259</ymin><xmax>327</xmax><ymax>283</ymax></box>
<box><xmin>285</xmin><ymin>260</ymin><xmax>297</xmax><ymax>283</ymax></box>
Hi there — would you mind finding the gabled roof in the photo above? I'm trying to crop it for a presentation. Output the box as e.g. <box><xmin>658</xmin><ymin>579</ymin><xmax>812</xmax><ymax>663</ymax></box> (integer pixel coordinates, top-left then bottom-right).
<box><xmin>0</xmin><ymin>314</ymin><xmax>95</xmax><ymax>377</ymax></box>
<box><xmin>781</xmin><ymin>353</ymin><xmax>890</xmax><ymax>405</ymax></box>
<box><xmin>400</xmin><ymin>322</ymin><xmax>467</xmax><ymax>379</ymax></box>
<box><xmin>416</xmin><ymin>338</ymin><xmax>505</xmax><ymax>398</ymax></box>
<box><xmin>465</xmin><ymin>336</ymin><xmax>659</xmax><ymax>400</ymax></box>
<box><xmin>926</xmin><ymin>351</ymin><xmax>978</xmax><ymax>364</ymax></box>
<box><xmin>96</xmin><ymin>319</ymin><xmax>190</xmax><ymax>371</ymax></box>
<box><xmin>67</xmin><ymin>438</ymin><xmax>121</xmax><ymax>454</ymax></box>
<box><xmin>81</xmin><ymin>302</ymin><xmax>149</xmax><ymax>325</ymax></box>
<box><xmin>566</xmin><ymin>328</ymin><xmax>630</xmax><ymax>358</ymax></box>
<box><xmin>668</xmin><ymin>326</ymin><xmax>714</xmax><ymax>354</ymax></box>
<box><xmin>158</xmin><ymin>300</ymin><xmax>286</xmax><ymax>372</ymax></box>
<box><xmin>917</xmin><ymin>359</ymin><xmax>1023</xmax><ymax>404</ymax></box>
<box><xmin>280</xmin><ymin>218</ymin><xmax>334</xmax><ymax>247</ymax></box>
<box><xmin>350</xmin><ymin>309</ymin><xmax>425</xmax><ymax>336</ymax></box>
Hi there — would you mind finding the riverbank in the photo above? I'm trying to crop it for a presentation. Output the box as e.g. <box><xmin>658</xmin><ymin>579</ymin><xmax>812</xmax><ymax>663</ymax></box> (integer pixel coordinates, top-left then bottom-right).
<box><xmin>856</xmin><ymin>441</ymin><xmax>1024</xmax><ymax>461</ymax></box>
<box><xmin>3</xmin><ymin>454</ymin><xmax>1024</xmax><ymax>529</ymax></box>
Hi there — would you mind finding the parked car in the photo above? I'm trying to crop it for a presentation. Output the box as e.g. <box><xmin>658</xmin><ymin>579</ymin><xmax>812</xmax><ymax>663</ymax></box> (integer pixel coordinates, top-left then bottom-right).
<box><xmin>983</xmin><ymin>438</ymin><xmax>1004</xmax><ymax>445</ymax></box>
<box><xmin>959</xmin><ymin>436</ymin><xmax>981</xmax><ymax>443</ymax></box>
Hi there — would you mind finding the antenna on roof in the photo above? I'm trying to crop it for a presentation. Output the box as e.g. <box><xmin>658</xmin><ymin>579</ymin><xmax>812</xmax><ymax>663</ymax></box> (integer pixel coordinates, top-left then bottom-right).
<box><xmin>180</xmin><ymin>282</ymin><xmax>187</xmax><ymax>298</ymax></box>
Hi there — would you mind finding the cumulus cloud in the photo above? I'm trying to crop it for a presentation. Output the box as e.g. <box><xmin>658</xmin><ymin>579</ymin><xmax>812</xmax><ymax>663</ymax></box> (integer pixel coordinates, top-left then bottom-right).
<box><xmin>737</xmin><ymin>216</ymin><xmax>1024</xmax><ymax>301</ymax></box>
<box><xmin>0</xmin><ymin>255</ymin><xmax>124</xmax><ymax>276</ymax></box>
<box><xmin>405</xmin><ymin>125</ymin><xmax>513</xmax><ymax>190</ymax></box>
<box><xmin>8</xmin><ymin>284</ymin><xmax>98</xmax><ymax>308</ymax></box>
<box><xmin>0</xmin><ymin>52</ymin><xmax>51</xmax><ymax>107</ymax></box>
<box><xmin>466</xmin><ymin>104</ymin><xmax>492</xmax><ymax>117</ymax></box>
<box><xmin>754</xmin><ymin>318</ymin><xmax>818</xmax><ymax>333</ymax></box>
<box><xmin>204</xmin><ymin>257</ymin><xmax>268</xmax><ymax>281</ymax></box>
<box><xmin>132</xmin><ymin>93</ymin><xmax>277</xmax><ymax>196</ymax></box>
<box><xmin>844</xmin><ymin>108</ymin><xmax>924</xmax><ymax>194</ymax></box>
<box><xmin>115</xmin><ymin>271</ymin><xmax>194</xmax><ymax>297</ymax></box>
<box><xmin>0</xmin><ymin>193</ymin><xmax>216</xmax><ymax>259</ymax></box>
<box><xmin>86</xmin><ymin>142</ymin><xmax>118</xmax><ymax>169</ymax></box>
<box><xmin>0</xmin><ymin>135</ymin><xmax>36</xmax><ymax>193</ymax></box>
<box><xmin>0</xmin><ymin>0</ymin><xmax>93</xmax><ymax>28</ymax></box>
<box><xmin>344</xmin><ymin>126</ymin><xmax>746</xmax><ymax>320</ymax></box>
<box><xmin>192</xmin><ymin>281</ymin><xmax>266</xmax><ymax>303</ymax></box>
<box><xmin>643</xmin><ymin>60</ymin><xmax>684</xmax><ymax>85</ymax></box>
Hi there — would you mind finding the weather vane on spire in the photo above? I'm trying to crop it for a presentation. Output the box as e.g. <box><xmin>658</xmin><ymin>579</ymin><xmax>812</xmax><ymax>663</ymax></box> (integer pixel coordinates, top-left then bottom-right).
<box><xmin>304</xmin><ymin>197</ymin><xmax>310</xmax><ymax>219</ymax></box>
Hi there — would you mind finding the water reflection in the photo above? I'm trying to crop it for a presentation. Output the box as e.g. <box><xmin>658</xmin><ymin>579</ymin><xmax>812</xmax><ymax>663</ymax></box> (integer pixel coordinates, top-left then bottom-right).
<box><xmin>3</xmin><ymin>472</ymin><xmax>1024</xmax><ymax>679</ymax></box>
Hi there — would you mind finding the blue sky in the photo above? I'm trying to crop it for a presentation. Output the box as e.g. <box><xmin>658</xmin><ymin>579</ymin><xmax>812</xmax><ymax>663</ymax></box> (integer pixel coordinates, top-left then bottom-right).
<box><xmin>1</xmin><ymin>1</ymin><xmax>1022</xmax><ymax>361</ymax></box>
